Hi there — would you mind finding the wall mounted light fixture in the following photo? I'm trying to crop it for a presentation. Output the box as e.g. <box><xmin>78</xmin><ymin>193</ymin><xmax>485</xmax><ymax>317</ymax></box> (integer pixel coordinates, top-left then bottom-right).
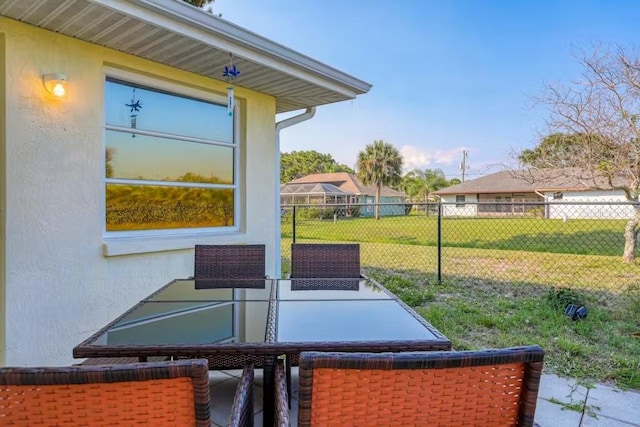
<box><xmin>43</xmin><ymin>73</ymin><xmax>68</xmax><ymax>97</ymax></box>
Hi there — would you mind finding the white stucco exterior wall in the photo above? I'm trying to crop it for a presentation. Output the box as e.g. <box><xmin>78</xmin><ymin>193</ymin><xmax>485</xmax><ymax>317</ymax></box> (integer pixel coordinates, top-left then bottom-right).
<box><xmin>439</xmin><ymin>194</ymin><xmax>479</xmax><ymax>217</ymax></box>
<box><xmin>543</xmin><ymin>190</ymin><xmax>634</xmax><ymax>220</ymax></box>
<box><xmin>0</xmin><ymin>18</ymin><xmax>277</xmax><ymax>366</ymax></box>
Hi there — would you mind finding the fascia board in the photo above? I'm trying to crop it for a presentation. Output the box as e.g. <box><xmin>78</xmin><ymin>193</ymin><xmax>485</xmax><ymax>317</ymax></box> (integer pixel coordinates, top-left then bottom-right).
<box><xmin>90</xmin><ymin>0</ymin><xmax>372</xmax><ymax>97</ymax></box>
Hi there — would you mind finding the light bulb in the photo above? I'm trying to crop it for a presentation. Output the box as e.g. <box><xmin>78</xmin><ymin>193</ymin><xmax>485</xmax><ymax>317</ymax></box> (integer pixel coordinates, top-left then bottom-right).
<box><xmin>52</xmin><ymin>82</ymin><xmax>66</xmax><ymax>97</ymax></box>
<box><xmin>43</xmin><ymin>73</ymin><xmax>68</xmax><ymax>98</ymax></box>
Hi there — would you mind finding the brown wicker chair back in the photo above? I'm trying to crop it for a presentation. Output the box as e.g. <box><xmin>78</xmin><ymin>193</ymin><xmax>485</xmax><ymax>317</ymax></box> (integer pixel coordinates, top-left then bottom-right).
<box><xmin>194</xmin><ymin>244</ymin><xmax>266</xmax><ymax>281</ymax></box>
<box><xmin>290</xmin><ymin>243</ymin><xmax>360</xmax><ymax>278</ymax></box>
<box><xmin>0</xmin><ymin>359</ymin><xmax>213</xmax><ymax>426</ymax></box>
<box><xmin>291</xmin><ymin>346</ymin><xmax>544</xmax><ymax>427</ymax></box>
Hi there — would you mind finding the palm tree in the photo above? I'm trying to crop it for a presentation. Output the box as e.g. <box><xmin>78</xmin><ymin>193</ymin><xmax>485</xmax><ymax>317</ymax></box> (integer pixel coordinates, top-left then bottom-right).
<box><xmin>357</xmin><ymin>140</ymin><xmax>403</xmax><ymax>220</ymax></box>
<box><xmin>402</xmin><ymin>168</ymin><xmax>449</xmax><ymax>215</ymax></box>
<box><xmin>403</xmin><ymin>168</ymin><xmax>448</xmax><ymax>202</ymax></box>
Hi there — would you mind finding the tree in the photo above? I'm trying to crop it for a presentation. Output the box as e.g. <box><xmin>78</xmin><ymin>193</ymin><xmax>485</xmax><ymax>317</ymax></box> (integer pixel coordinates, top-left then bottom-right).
<box><xmin>525</xmin><ymin>45</ymin><xmax>640</xmax><ymax>263</ymax></box>
<box><xmin>519</xmin><ymin>133</ymin><xmax>583</xmax><ymax>167</ymax></box>
<box><xmin>357</xmin><ymin>140</ymin><xmax>403</xmax><ymax>220</ymax></box>
<box><xmin>182</xmin><ymin>0</ymin><xmax>214</xmax><ymax>7</ymax></box>
<box><xmin>280</xmin><ymin>150</ymin><xmax>354</xmax><ymax>183</ymax></box>
<box><xmin>402</xmin><ymin>169</ymin><xmax>458</xmax><ymax>215</ymax></box>
<box><xmin>402</xmin><ymin>168</ymin><xmax>449</xmax><ymax>203</ymax></box>
<box><xmin>181</xmin><ymin>0</ymin><xmax>219</xmax><ymax>15</ymax></box>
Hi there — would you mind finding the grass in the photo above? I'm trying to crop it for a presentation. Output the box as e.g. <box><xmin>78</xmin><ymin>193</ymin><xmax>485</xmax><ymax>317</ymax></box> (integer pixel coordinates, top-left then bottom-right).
<box><xmin>285</xmin><ymin>238</ymin><xmax>639</xmax><ymax>291</ymax></box>
<box><xmin>283</xmin><ymin>215</ymin><xmax>628</xmax><ymax>256</ymax></box>
<box><xmin>367</xmin><ymin>271</ymin><xmax>640</xmax><ymax>390</ymax></box>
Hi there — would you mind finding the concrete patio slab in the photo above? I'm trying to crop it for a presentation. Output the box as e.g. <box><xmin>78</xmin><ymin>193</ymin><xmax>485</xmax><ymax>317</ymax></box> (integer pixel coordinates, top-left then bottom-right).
<box><xmin>535</xmin><ymin>397</ymin><xmax>583</xmax><ymax>426</ymax></box>
<box><xmin>583</xmin><ymin>383</ymin><xmax>640</xmax><ymax>427</ymax></box>
<box><xmin>210</xmin><ymin>368</ymin><xmax>264</xmax><ymax>427</ymax></box>
<box><xmin>581</xmin><ymin>415</ymin><xmax>639</xmax><ymax>426</ymax></box>
<box><xmin>538</xmin><ymin>373</ymin><xmax>589</xmax><ymax>405</ymax></box>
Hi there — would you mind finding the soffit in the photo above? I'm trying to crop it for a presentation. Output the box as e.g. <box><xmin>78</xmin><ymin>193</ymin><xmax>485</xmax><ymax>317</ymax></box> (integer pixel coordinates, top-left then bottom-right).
<box><xmin>0</xmin><ymin>0</ymin><xmax>371</xmax><ymax>113</ymax></box>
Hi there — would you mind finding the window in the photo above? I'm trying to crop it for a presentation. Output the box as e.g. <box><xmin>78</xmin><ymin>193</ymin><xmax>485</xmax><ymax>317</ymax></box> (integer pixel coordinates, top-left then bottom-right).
<box><xmin>104</xmin><ymin>77</ymin><xmax>237</xmax><ymax>234</ymax></box>
<box><xmin>553</xmin><ymin>192</ymin><xmax>563</xmax><ymax>200</ymax></box>
<box><xmin>456</xmin><ymin>195</ymin><xmax>465</xmax><ymax>208</ymax></box>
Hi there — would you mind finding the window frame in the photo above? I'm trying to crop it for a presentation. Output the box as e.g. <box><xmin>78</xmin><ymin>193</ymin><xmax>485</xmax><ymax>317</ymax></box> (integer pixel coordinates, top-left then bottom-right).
<box><xmin>455</xmin><ymin>195</ymin><xmax>466</xmax><ymax>208</ymax></box>
<box><xmin>102</xmin><ymin>67</ymin><xmax>240</xmax><ymax>241</ymax></box>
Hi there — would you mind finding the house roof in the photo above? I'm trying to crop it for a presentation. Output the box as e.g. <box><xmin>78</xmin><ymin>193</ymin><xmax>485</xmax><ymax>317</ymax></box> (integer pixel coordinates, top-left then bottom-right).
<box><xmin>0</xmin><ymin>0</ymin><xmax>371</xmax><ymax>114</ymax></box>
<box><xmin>280</xmin><ymin>182</ymin><xmax>353</xmax><ymax>196</ymax></box>
<box><xmin>290</xmin><ymin>172</ymin><xmax>406</xmax><ymax>198</ymax></box>
<box><xmin>433</xmin><ymin>169</ymin><xmax>618</xmax><ymax>195</ymax></box>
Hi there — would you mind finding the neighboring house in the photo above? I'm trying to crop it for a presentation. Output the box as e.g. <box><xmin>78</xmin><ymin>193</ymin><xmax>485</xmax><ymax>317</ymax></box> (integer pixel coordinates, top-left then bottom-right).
<box><xmin>280</xmin><ymin>182</ymin><xmax>353</xmax><ymax>205</ymax></box>
<box><xmin>289</xmin><ymin>172</ymin><xmax>407</xmax><ymax>217</ymax></box>
<box><xmin>0</xmin><ymin>1</ymin><xmax>370</xmax><ymax>366</ymax></box>
<box><xmin>433</xmin><ymin>170</ymin><xmax>632</xmax><ymax>219</ymax></box>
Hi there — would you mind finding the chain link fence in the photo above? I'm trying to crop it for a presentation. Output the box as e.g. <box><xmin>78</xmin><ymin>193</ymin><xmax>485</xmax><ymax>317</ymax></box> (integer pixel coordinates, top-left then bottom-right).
<box><xmin>281</xmin><ymin>202</ymin><xmax>638</xmax><ymax>296</ymax></box>
<box><xmin>280</xmin><ymin>201</ymin><xmax>640</xmax><ymax>388</ymax></box>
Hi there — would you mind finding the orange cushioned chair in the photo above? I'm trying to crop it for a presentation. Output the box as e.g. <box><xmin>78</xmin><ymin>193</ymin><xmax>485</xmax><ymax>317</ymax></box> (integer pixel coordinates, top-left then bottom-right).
<box><xmin>0</xmin><ymin>359</ymin><xmax>255</xmax><ymax>427</ymax></box>
<box><xmin>275</xmin><ymin>345</ymin><xmax>544</xmax><ymax>427</ymax></box>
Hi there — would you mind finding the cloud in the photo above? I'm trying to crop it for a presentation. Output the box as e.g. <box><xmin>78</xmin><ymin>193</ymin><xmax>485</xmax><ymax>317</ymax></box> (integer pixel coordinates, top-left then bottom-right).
<box><xmin>399</xmin><ymin>145</ymin><xmax>432</xmax><ymax>170</ymax></box>
<box><xmin>399</xmin><ymin>145</ymin><xmax>466</xmax><ymax>171</ymax></box>
<box><xmin>432</xmin><ymin>149</ymin><xmax>463</xmax><ymax>165</ymax></box>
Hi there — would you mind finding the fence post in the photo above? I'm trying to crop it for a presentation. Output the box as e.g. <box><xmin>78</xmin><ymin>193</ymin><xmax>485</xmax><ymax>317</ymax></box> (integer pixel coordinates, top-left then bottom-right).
<box><xmin>292</xmin><ymin>205</ymin><xmax>296</xmax><ymax>243</ymax></box>
<box><xmin>437</xmin><ymin>202</ymin><xmax>442</xmax><ymax>284</ymax></box>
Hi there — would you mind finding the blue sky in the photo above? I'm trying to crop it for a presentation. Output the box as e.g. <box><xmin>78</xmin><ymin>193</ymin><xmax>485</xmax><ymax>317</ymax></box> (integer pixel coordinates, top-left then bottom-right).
<box><xmin>215</xmin><ymin>0</ymin><xmax>639</xmax><ymax>181</ymax></box>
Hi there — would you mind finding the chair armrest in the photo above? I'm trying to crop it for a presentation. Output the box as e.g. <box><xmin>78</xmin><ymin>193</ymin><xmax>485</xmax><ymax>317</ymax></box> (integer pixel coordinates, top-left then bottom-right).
<box><xmin>274</xmin><ymin>359</ymin><xmax>291</xmax><ymax>427</ymax></box>
<box><xmin>227</xmin><ymin>362</ymin><xmax>255</xmax><ymax>427</ymax></box>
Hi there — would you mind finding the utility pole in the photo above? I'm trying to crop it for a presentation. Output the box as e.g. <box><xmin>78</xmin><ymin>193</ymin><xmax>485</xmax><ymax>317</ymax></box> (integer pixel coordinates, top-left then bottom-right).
<box><xmin>459</xmin><ymin>150</ymin><xmax>469</xmax><ymax>182</ymax></box>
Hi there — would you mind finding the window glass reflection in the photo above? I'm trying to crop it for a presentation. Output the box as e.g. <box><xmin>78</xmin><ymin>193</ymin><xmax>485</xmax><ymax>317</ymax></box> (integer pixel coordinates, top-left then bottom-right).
<box><xmin>106</xmin><ymin>184</ymin><xmax>234</xmax><ymax>231</ymax></box>
<box><xmin>105</xmin><ymin>79</ymin><xmax>233</xmax><ymax>142</ymax></box>
<box><xmin>106</xmin><ymin>130</ymin><xmax>233</xmax><ymax>184</ymax></box>
<box><xmin>104</xmin><ymin>75</ymin><xmax>238</xmax><ymax>233</ymax></box>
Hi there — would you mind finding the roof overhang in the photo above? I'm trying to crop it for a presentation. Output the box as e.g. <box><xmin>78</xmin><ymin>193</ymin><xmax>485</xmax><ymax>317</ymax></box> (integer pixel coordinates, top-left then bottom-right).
<box><xmin>0</xmin><ymin>0</ymin><xmax>372</xmax><ymax>113</ymax></box>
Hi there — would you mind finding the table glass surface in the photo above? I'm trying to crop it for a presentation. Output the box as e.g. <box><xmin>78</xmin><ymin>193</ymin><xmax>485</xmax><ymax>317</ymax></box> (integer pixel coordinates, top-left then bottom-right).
<box><xmin>144</xmin><ymin>279</ymin><xmax>272</xmax><ymax>301</ymax></box>
<box><xmin>89</xmin><ymin>300</ymin><xmax>269</xmax><ymax>346</ymax></box>
<box><xmin>277</xmin><ymin>278</ymin><xmax>393</xmax><ymax>300</ymax></box>
<box><xmin>276</xmin><ymin>299</ymin><xmax>439</xmax><ymax>342</ymax></box>
<box><xmin>79</xmin><ymin>278</ymin><xmax>447</xmax><ymax>352</ymax></box>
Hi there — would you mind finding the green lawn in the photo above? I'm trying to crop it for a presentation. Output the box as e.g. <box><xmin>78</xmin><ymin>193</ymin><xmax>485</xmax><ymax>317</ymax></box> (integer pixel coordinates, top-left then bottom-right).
<box><xmin>283</xmin><ymin>214</ymin><xmax>628</xmax><ymax>256</ymax></box>
<box><xmin>369</xmin><ymin>271</ymin><xmax>640</xmax><ymax>391</ymax></box>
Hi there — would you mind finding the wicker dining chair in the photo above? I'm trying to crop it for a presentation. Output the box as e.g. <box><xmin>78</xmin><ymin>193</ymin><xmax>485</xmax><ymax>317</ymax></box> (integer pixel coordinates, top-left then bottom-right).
<box><xmin>194</xmin><ymin>244</ymin><xmax>266</xmax><ymax>281</ymax></box>
<box><xmin>290</xmin><ymin>243</ymin><xmax>360</xmax><ymax>278</ymax></box>
<box><xmin>0</xmin><ymin>359</ymin><xmax>255</xmax><ymax>427</ymax></box>
<box><xmin>275</xmin><ymin>346</ymin><xmax>544</xmax><ymax>427</ymax></box>
<box><xmin>193</xmin><ymin>245</ymin><xmax>267</xmax><ymax>289</ymax></box>
<box><xmin>190</xmin><ymin>245</ymin><xmax>267</xmax><ymax>370</ymax></box>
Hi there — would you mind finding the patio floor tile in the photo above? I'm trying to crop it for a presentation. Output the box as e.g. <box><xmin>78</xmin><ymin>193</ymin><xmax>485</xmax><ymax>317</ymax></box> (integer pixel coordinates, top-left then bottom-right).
<box><xmin>210</xmin><ymin>369</ymin><xmax>264</xmax><ymax>426</ymax></box>
<box><xmin>534</xmin><ymin>397</ymin><xmax>583</xmax><ymax>426</ymax></box>
<box><xmin>583</xmin><ymin>384</ymin><xmax>640</xmax><ymax>427</ymax></box>
<box><xmin>538</xmin><ymin>373</ymin><xmax>588</xmax><ymax>404</ymax></box>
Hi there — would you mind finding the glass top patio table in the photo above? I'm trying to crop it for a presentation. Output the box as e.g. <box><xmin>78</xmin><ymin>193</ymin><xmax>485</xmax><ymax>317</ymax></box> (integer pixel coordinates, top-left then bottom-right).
<box><xmin>74</xmin><ymin>277</ymin><xmax>451</xmax><ymax>427</ymax></box>
<box><xmin>74</xmin><ymin>277</ymin><xmax>450</xmax><ymax>354</ymax></box>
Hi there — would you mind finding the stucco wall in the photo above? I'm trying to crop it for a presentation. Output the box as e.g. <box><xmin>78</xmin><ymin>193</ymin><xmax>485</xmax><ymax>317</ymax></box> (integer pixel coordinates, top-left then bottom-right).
<box><xmin>543</xmin><ymin>190</ymin><xmax>633</xmax><ymax>220</ymax></box>
<box><xmin>439</xmin><ymin>194</ymin><xmax>479</xmax><ymax>217</ymax></box>
<box><xmin>0</xmin><ymin>32</ymin><xmax>6</xmax><ymax>365</ymax></box>
<box><xmin>439</xmin><ymin>191</ymin><xmax>634</xmax><ymax>219</ymax></box>
<box><xmin>355</xmin><ymin>196</ymin><xmax>406</xmax><ymax>217</ymax></box>
<box><xmin>0</xmin><ymin>18</ymin><xmax>277</xmax><ymax>365</ymax></box>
